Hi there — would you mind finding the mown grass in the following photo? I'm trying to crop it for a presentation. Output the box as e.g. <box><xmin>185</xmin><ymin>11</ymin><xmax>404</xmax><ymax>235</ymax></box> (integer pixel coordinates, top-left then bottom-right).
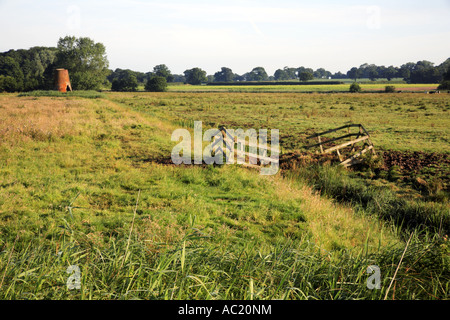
<box><xmin>166</xmin><ymin>83</ymin><xmax>438</xmax><ymax>93</ymax></box>
<box><xmin>0</xmin><ymin>92</ymin><xmax>449</xmax><ymax>300</ymax></box>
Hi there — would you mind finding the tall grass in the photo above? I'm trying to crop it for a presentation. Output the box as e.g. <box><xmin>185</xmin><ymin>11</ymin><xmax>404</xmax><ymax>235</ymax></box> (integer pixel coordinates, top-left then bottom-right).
<box><xmin>285</xmin><ymin>164</ymin><xmax>450</xmax><ymax>236</ymax></box>
<box><xmin>1</xmin><ymin>211</ymin><xmax>448</xmax><ymax>300</ymax></box>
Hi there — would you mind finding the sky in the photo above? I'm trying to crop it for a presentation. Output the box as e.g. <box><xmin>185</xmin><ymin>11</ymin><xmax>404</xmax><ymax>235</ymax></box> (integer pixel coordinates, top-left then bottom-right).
<box><xmin>0</xmin><ymin>0</ymin><xmax>449</xmax><ymax>75</ymax></box>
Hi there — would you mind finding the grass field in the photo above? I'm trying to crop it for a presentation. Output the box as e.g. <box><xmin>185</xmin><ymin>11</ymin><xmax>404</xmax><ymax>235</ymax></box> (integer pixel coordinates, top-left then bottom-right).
<box><xmin>166</xmin><ymin>83</ymin><xmax>439</xmax><ymax>93</ymax></box>
<box><xmin>0</xmin><ymin>89</ymin><xmax>449</xmax><ymax>300</ymax></box>
<box><xmin>110</xmin><ymin>91</ymin><xmax>449</xmax><ymax>153</ymax></box>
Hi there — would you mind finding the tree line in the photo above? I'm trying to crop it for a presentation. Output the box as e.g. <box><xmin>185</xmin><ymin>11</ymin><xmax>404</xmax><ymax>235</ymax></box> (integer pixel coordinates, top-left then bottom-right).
<box><xmin>1</xmin><ymin>36</ymin><xmax>449</xmax><ymax>92</ymax></box>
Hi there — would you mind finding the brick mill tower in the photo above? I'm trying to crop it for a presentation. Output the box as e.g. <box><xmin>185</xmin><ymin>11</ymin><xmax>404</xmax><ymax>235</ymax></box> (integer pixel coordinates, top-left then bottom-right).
<box><xmin>54</xmin><ymin>68</ymin><xmax>72</xmax><ymax>92</ymax></box>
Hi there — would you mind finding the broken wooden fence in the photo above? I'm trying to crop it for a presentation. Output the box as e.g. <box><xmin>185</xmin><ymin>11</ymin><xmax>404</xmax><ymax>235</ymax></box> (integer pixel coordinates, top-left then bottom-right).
<box><xmin>305</xmin><ymin>124</ymin><xmax>377</xmax><ymax>167</ymax></box>
<box><xmin>211</xmin><ymin>126</ymin><xmax>280</xmax><ymax>169</ymax></box>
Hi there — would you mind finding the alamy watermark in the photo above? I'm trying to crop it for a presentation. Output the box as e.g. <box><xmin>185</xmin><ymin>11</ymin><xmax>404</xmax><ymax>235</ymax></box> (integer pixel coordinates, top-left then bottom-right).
<box><xmin>66</xmin><ymin>265</ymin><xmax>81</xmax><ymax>290</ymax></box>
<box><xmin>171</xmin><ymin>121</ymin><xmax>280</xmax><ymax>175</ymax></box>
<box><xmin>366</xmin><ymin>265</ymin><xmax>381</xmax><ymax>290</ymax></box>
<box><xmin>366</xmin><ymin>5</ymin><xmax>381</xmax><ymax>30</ymax></box>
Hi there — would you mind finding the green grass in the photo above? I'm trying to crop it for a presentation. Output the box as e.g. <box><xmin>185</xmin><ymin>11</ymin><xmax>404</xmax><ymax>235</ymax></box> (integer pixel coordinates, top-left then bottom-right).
<box><xmin>109</xmin><ymin>91</ymin><xmax>450</xmax><ymax>153</ymax></box>
<box><xmin>165</xmin><ymin>83</ymin><xmax>438</xmax><ymax>93</ymax></box>
<box><xmin>18</xmin><ymin>90</ymin><xmax>106</xmax><ymax>99</ymax></box>
<box><xmin>1</xmin><ymin>220</ymin><xmax>448</xmax><ymax>300</ymax></box>
<box><xmin>0</xmin><ymin>91</ymin><xmax>449</xmax><ymax>300</ymax></box>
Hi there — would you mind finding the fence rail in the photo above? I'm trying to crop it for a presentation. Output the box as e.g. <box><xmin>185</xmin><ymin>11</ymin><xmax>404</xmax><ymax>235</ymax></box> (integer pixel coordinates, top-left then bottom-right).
<box><xmin>214</xmin><ymin>126</ymin><xmax>280</xmax><ymax>169</ymax></box>
<box><xmin>305</xmin><ymin>124</ymin><xmax>376</xmax><ymax>167</ymax></box>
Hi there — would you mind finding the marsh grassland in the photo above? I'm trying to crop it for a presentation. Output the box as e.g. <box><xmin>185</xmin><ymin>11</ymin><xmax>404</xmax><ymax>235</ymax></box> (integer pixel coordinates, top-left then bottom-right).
<box><xmin>0</xmin><ymin>90</ymin><xmax>448</xmax><ymax>300</ymax></box>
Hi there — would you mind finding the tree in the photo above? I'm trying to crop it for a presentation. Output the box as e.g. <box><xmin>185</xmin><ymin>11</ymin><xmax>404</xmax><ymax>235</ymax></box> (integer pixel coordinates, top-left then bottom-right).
<box><xmin>299</xmin><ymin>71</ymin><xmax>313</xmax><ymax>82</ymax></box>
<box><xmin>314</xmin><ymin>68</ymin><xmax>331</xmax><ymax>79</ymax></box>
<box><xmin>145</xmin><ymin>75</ymin><xmax>167</xmax><ymax>92</ymax></box>
<box><xmin>283</xmin><ymin>67</ymin><xmax>298</xmax><ymax>80</ymax></box>
<box><xmin>172</xmin><ymin>74</ymin><xmax>186</xmax><ymax>83</ymax></box>
<box><xmin>55</xmin><ymin>36</ymin><xmax>109</xmax><ymax>90</ymax></box>
<box><xmin>347</xmin><ymin>67</ymin><xmax>361</xmax><ymax>82</ymax></box>
<box><xmin>214</xmin><ymin>67</ymin><xmax>234</xmax><ymax>82</ymax></box>
<box><xmin>246</xmin><ymin>67</ymin><xmax>268</xmax><ymax>81</ymax></box>
<box><xmin>184</xmin><ymin>67</ymin><xmax>207</xmax><ymax>85</ymax></box>
<box><xmin>332</xmin><ymin>71</ymin><xmax>347</xmax><ymax>79</ymax></box>
<box><xmin>438</xmin><ymin>65</ymin><xmax>450</xmax><ymax>90</ymax></box>
<box><xmin>398</xmin><ymin>62</ymin><xmax>415</xmax><ymax>81</ymax></box>
<box><xmin>385</xmin><ymin>85</ymin><xmax>396</xmax><ymax>93</ymax></box>
<box><xmin>274</xmin><ymin>69</ymin><xmax>289</xmax><ymax>81</ymax></box>
<box><xmin>384</xmin><ymin>66</ymin><xmax>398</xmax><ymax>81</ymax></box>
<box><xmin>410</xmin><ymin>61</ymin><xmax>441</xmax><ymax>83</ymax></box>
<box><xmin>0</xmin><ymin>47</ymin><xmax>58</xmax><ymax>91</ymax></box>
<box><xmin>0</xmin><ymin>75</ymin><xmax>19</xmax><ymax>92</ymax></box>
<box><xmin>153</xmin><ymin>64</ymin><xmax>174</xmax><ymax>82</ymax></box>
<box><xmin>368</xmin><ymin>69</ymin><xmax>378</xmax><ymax>81</ymax></box>
<box><xmin>111</xmin><ymin>69</ymin><xmax>138</xmax><ymax>91</ymax></box>
<box><xmin>0</xmin><ymin>56</ymin><xmax>23</xmax><ymax>91</ymax></box>
<box><xmin>296</xmin><ymin>67</ymin><xmax>313</xmax><ymax>78</ymax></box>
<box><xmin>349</xmin><ymin>82</ymin><xmax>361</xmax><ymax>92</ymax></box>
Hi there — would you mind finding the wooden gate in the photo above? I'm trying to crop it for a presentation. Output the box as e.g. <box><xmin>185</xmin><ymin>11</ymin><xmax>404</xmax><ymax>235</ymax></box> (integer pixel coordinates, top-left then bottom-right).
<box><xmin>211</xmin><ymin>126</ymin><xmax>280</xmax><ymax>169</ymax></box>
<box><xmin>305</xmin><ymin>124</ymin><xmax>377</xmax><ymax>167</ymax></box>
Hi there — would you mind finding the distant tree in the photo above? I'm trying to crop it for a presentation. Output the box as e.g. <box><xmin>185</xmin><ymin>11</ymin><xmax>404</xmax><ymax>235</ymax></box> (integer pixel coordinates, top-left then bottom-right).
<box><xmin>134</xmin><ymin>71</ymin><xmax>147</xmax><ymax>84</ymax></box>
<box><xmin>233</xmin><ymin>73</ymin><xmax>245</xmax><ymax>82</ymax></box>
<box><xmin>145</xmin><ymin>75</ymin><xmax>167</xmax><ymax>92</ymax></box>
<box><xmin>296</xmin><ymin>67</ymin><xmax>314</xmax><ymax>78</ymax></box>
<box><xmin>384</xmin><ymin>66</ymin><xmax>398</xmax><ymax>81</ymax></box>
<box><xmin>368</xmin><ymin>69</ymin><xmax>378</xmax><ymax>81</ymax></box>
<box><xmin>349</xmin><ymin>82</ymin><xmax>361</xmax><ymax>92</ymax></box>
<box><xmin>385</xmin><ymin>85</ymin><xmax>396</xmax><ymax>93</ymax></box>
<box><xmin>111</xmin><ymin>69</ymin><xmax>138</xmax><ymax>91</ymax></box>
<box><xmin>299</xmin><ymin>71</ymin><xmax>313</xmax><ymax>82</ymax></box>
<box><xmin>283</xmin><ymin>67</ymin><xmax>298</xmax><ymax>79</ymax></box>
<box><xmin>214</xmin><ymin>67</ymin><xmax>234</xmax><ymax>82</ymax></box>
<box><xmin>184</xmin><ymin>67</ymin><xmax>207</xmax><ymax>85</ymax></box>
<box><xmin>246</xmin><ymin>67</ymin><xmax>268</xmax><ymax>81</ymax></box>
<box><xmin>0</xmin><ymin>75</ymin><xmax>19</xmax><ymax>92</ymax></box>
<box><xmin>438</xmin><ymin>65</ymin><xmax>450</xmax><ymax>90</ymax></box>
<box><xmin>410</xmin><ymin>61</ymin><xmax>441</xmax><ymax>83</ymax></box>
<box><xmin>0</xmin><ymin>47</ymin><xmax>58</xmax><ymax>91</ymax></box>
<box><xmin>314</xmin><ymin>68</ymin><xmax>331</xmax><ymax>79</ymax></box>
<box><xmin>0</xmin><ymin>56</ymin><xmax>23</xmax><ymax>91</ymax></box>
<box><xmin>347</xmin><ymin>67</ymin><xmax>362</xmax><ymax>82</ymax></box>
<box><xmin>172</xmin><ymin>74</ymin><xmax>186</xmax><ymax>83</ymax></box>
<box><xmin>398</xmin><ymin>62</ymin><xmax>415</xmax><ymax>82</ymax></box>
<box><xmin>153</xmin><ymin>64</ymin><xmax>174</xmax><ymax>82</ymax></box>
<box><xmin>274</xmin><ymin>69</ymin><xmax>289</xmax><ymax>81</ymax></box>
<box><xmin>55</xmin><ymin>36</ymin><xmax>109</xmax><ymax>90</ymax></box>
<box><xmin>437</xmin><ymin>57</ymin><xmax>450</xmax><ymax>75</ymax></box>
<box><xmin>331</xmin><ymin>71</ymin><xmax>347</xmax><ymax>79</ymax></box>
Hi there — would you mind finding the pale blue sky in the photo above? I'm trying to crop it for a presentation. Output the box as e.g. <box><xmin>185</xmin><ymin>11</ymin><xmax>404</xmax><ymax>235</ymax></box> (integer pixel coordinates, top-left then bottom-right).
<box><xmin>1</xmin><ymin>0</ymin><xmax>449</xmax><ymax>75</ymax></box>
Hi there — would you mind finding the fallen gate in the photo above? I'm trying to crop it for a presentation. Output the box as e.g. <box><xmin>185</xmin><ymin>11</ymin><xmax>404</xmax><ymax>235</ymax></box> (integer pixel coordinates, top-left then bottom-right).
<box><xmin>305</xmin><ymin>124</ymin><xmax>377</xmax><ymax>167</ymax></box>
<box><xmin>211</xmin><ymin>126</ymin><xmax>280</xmax><ymax>170</ymax></box>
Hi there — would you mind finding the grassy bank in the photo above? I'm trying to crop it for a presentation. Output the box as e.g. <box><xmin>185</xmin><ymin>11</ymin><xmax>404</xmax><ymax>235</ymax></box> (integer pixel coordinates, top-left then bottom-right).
<box><xmin>0</xmin><ymin>92</ymin><xmax>449</xmax><ymax>300</ymax></box>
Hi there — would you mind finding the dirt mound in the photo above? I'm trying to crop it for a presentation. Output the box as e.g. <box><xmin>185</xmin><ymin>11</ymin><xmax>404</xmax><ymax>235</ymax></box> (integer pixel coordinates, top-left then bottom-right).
<box><xmin>279</xmin><ymin>151</ymin><xmax>337</xmax><ymax>170</ymax></box>
<box><xmin>381</xmin><ymin>150</ymin><xmax>450</xmax><ymax>172</ymax></box>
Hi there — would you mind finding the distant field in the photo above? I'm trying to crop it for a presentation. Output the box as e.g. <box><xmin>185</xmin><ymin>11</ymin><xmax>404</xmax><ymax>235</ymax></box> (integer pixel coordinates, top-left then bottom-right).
<box><xmin>111</xmin><ymin>91</ymin><xmax>449</xmax><ymax>153</ymax></box>
<box><xmin>166</xmin><ymin>83</ymin><xmax>439</xmax><ymax>93</ymax></box>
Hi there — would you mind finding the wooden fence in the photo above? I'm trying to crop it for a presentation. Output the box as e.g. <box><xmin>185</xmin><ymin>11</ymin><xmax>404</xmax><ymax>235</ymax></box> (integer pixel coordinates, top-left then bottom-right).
<box><xmin>210</xmin><ymin>126</ymin><xmax>280</xmax><ymax>169</ymax></box>
<box><xmin>305</xmin><ymin>124</ymin><xmax>377</xmax><ymax>167</ymax></box>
